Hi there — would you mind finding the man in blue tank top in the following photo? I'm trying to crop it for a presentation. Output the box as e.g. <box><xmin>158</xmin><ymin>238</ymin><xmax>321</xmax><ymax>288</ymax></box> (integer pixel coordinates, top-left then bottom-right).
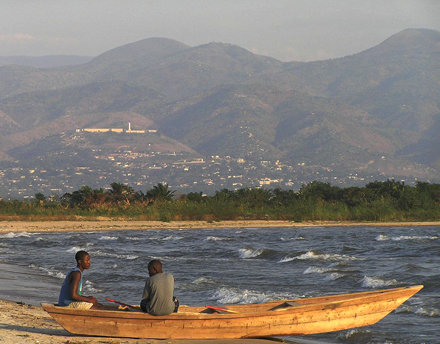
<box><xmin>58</xmin><ymin>250</ymin><xmax>103</xmax><ymax>309</ymax></box>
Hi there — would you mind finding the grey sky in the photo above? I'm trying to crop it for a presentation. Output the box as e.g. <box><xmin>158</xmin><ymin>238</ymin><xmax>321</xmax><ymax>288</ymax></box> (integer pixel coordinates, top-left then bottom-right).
<box><xmin>1</xmin><ymin>0</ymin><xmax>439</xmax><ymax>61</ymax></box>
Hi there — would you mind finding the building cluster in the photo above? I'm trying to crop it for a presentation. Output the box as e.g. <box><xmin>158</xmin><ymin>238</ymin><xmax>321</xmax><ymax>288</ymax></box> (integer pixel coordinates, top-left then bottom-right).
<box><xmin>0</xmin><ymin>145</ymin><xmax>411</xmax><ymax>199</ymax></box>
<box><xmin>0</xmin><ymin>125</ymin><xmax>423</xmax><ymax>199</ymax></box>
<box><xmin>76</xmin><ymin>122</ymin><xmax>157</xmax><ymax>134</ymax></box>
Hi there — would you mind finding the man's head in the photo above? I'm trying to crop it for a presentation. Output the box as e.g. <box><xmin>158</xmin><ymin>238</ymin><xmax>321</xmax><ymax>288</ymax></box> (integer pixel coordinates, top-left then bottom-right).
<box><xmin>75</xmin><ymin>250</ymin><xmax>91</xmax><ymax>271</ymax></box>
<box><xmin>148</xmin><ymin>259</ymin><xmax>163</xmax><ymax>277</ymax></box>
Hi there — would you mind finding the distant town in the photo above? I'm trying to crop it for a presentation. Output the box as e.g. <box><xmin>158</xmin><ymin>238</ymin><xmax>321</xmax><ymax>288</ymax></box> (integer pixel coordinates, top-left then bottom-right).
<box><xmin>0</xmin><ymin>128</ymin><xmax>422</xmax><ymax>200</ymax></box>
<box><xmin>76</xmin><ymin>122</ymin><xmax>157</xmax><ymax>134</ymax></box>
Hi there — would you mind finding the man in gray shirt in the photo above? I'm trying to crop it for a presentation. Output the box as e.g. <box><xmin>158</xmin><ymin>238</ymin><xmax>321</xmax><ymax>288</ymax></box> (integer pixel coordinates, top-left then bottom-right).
<box><xmin>140</xmin><ymin>259</ymin><xmax>177</xmax><ymax>315</ymax></box>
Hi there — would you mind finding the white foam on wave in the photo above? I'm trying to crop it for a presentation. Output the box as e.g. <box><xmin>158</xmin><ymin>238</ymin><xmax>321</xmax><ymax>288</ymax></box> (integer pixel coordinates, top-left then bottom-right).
<box><xmin>192</xmin><ymin>277</ymin><xmax>216</xmax><ymax>285</ymax></box>
<box><xmin>99</xmin><ymin>235</ymin><xmax>118</xmax><ymax>240</ymax></box>
<box><xmin>83</xmin><ymin>280</ymin><xmax>101</xmax><ymax>293</ymax></box>
<box><xmin>361</xmin><ymin>276</ymin><xmax>399</xmax><ymax>288</ymax></box>
<box><xmin>392</xmin><ymin>235</ymin><xmax>438</xmax><ymax>241</ymax></box>
<box><xmin>303</xmin><ymin>266</ymin><xmax>346</xmax><ymax>281</ymax></box>
<box><xmin>415</xmin><ymin>307</ymin><xmax>440</xmax><ymax>317</ymax></box>
<box><xmin>395</xmin><ymin>304</ymin><xmax>440</xmax><ymax>317</ymax></box>
<box><xmin>337</xmin><ymin>329</ymin><xmax>371</xmax><ymax>340</ymax></box>
<box><xmin>162</xmin><ymin>235</ymin><xmax>183</xmax><ymax>241</ymax></box>
<box><xmin>124</xmin><ymin>255</ymin><xmax>139</xmax><ymax>260</ymax></box>
<box><xmin>325</xmin><ymin>273</ymin><xmax>345</xmax><ymax>281</ymax></box>
<box><xmin>280</xmin><ymin>251</ymin><xmax>358</xmax><ymax>263</ymax></box>
<box><xmin>28</xmin><ymin>264</ymin><xmax>65</xmax><ymax>279</ymax></box>
<box><xmin>125</xmin><ymin>237</ymin><xmax>140</xmax><ymax>241</ymax></box>
<box><xmin>238</xmin><ymin>248</ymin><xmax>264</xmax><ymax>259</ymax></box>
<box><xmin>303</xmin><ymin>266</ymin><xmax>331</xmax><ymax>274</ymax></box>
<box><xmin>376</xmin><ymin>234</ymin><xmax>438</xmax><ymax>241</ymax></box>
<box><xmin>0</xmin><ymin>232</ymin><xmax>34</xmax><ymax>239</ymax></box>
<box><xmin>375</xmin><ymin>235</ymin><xmax>389</xmax><ymax>241</ymax></box>
<box><xmin>92</xmin><ymin>250</ymin><xmax>138</xmax><ymax>260</ymax></box>
<box><xmin>144</xmin><ymin>235</ymin><xmax>182</xmax><ymax>241</ymax></box>
<box><xmin>66</xmin><ymin>246</ymin><xmax>87</xmax><ymax>253</ymax></box>
<box><xmin>205</xmin><ymin>236</ymin><xmax>231</xmax><ymax>241</ymax></box>
<box><xmin>280</xmin><ymin>236</ymin><xmax>305</xmax><ymax>241</ymax></box>
<box><xmin>211</xmin><ymin>287</ymin><xmax>298</xmax><ymax>305</ymax></box>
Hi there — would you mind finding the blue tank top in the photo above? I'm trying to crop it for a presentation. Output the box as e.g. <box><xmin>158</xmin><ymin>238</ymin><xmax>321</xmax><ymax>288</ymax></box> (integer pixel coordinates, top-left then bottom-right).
<box><xmin>58</xmin><ymin>267</ymin><xmax>83</xmax><ymax>306</ymax></box>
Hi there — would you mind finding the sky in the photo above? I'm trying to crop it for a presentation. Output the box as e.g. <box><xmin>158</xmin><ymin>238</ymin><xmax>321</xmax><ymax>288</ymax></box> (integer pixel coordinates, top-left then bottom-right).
<box><xmin>1</xmin><ymin>0</ymin><xmax>439</xmax><ymax>62</ymax></box>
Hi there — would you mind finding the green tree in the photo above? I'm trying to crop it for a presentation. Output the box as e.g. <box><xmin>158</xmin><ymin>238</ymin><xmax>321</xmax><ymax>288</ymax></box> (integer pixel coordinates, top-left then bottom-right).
<box><xmin>84</xmin><ymin>188</ymin><xmax>109</xmax><ymax>206</ymax></box>
<box><xmin>34</xmin><ymin>192</ymin><xmax>46</xmax><ymax>202</ymax></box>
<box><xmin>61</xmin><ymin>186</ymin><xmax>93</xmax><ymax>208</ymax></box>
<box><xmin>213</xmin><ymin>189</ymin><xmax>235</xmax><ymax>202</ymax></box>
<box><xmin>108</xmin><ymin>182</ymin><xmax>136</xmax><ymax>204</ymax></box>
<box><xmin>146</xmin><ymin>183</ymin><xmax>175</xmax><ymax>202</ymax></box>
<box><xmin>298</xmin><ymin>181</ymin><xmax>340</xmax><ymax>202</ymax></box>
<box><xmin>235</xmin><ymin>187</ymin><xmax>272</xmax><ymax>208</ymax></box>
<box><xmin>272</xmin><ymin>187</ymin><xmax>298</xmax><ymax>206</ymax></box>
<box><xmin>182</xmin><ymin>191</ymin><xmax>205</xmax><ymax>203</ymax></box>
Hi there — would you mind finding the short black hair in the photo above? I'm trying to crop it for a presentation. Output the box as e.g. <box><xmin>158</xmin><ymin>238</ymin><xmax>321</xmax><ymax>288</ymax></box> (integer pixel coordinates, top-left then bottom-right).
<box><xmin>148</xmin><ymin>259</ymin><xmax>162</xmax><ymax>270</ymax></box>
<box><xmin>75</xmin><ymin>250</ymin><xmax>89</xmax><ymax>262</ymax></box>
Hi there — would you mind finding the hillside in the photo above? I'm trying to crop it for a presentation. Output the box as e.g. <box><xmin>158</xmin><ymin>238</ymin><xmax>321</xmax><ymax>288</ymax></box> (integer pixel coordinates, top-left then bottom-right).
<box><xmin>0</xmin><ymin>55</ymin><xmax>93</xmax><ymax>68</ymax></box>
<box><xmin>0</xmin><ymin>80</ymin><xmax>168</xmax><ymax>130</ymax></box>
<box><xmin>0</xmin><ymin>28</ymin><xmax>439</xmax><ymax>197</ymax></box>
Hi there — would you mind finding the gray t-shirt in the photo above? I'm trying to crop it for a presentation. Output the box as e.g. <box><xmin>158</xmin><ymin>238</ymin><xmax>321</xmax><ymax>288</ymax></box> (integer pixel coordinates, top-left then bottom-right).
<box><xmin>142</xmin><ymin>272</ymin><xmax>175</xmax><ymax>315</ymax></box>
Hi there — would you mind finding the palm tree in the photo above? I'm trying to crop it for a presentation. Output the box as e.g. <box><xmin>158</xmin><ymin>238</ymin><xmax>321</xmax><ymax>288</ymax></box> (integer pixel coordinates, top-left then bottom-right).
<box><xmin>61</xmin><ymin>186</ymin><xmax>93</xmax><ymax>208</ymax></box>
<box><xmin>84</xmin><ymin>188</ymin><xmax>109</xmax><ymax>206</ymax></box>
<box><xmin>109</xmin><ymin>182</ymin><xmax>136</xmax><ymax>204</ymax></box>
<box><xmin>146</xmin><ymin>183</ymin><xmax>175</xmax><ymax>202</ymax></box>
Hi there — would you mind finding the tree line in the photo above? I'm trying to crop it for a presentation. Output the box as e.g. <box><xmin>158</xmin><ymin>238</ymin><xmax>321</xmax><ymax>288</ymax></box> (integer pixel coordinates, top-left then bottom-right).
<box><xmin>0</xmin><ymin>180</ymin><xmax>439</xmax><ymax>222</ymax></box>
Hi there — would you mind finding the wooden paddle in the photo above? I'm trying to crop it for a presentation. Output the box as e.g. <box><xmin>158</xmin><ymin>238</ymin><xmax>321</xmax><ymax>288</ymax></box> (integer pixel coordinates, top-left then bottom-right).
<box><xmin>106</xmin><ymin>297</ymin><xmax>139</xmax><ymax>309</ymax></box>
<box><xmin>205</xmin><ymin>305</ymin><xmax>238</xmax><ymax>313</ymax></box>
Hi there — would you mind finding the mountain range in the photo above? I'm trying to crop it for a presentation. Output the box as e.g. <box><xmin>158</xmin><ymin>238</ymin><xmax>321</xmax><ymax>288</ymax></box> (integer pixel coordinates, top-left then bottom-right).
<box><xmin>0</xmin><ymin>28</ymin><xmax>439</xmax><ymax>192</ymax></box>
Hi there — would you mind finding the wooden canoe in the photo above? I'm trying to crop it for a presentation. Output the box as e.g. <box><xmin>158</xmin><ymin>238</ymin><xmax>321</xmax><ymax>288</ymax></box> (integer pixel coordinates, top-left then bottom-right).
<box><xmin>41</xmin><ymin>285</ymin><xmax>423</xmax><ymax>339</ymax></box>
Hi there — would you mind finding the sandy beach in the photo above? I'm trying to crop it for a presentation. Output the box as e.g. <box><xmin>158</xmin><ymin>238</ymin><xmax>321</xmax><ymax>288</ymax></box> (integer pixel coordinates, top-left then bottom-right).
<box><xmin>1</xmin><ymin>219</ymin><xmax>438</xmax><ymax>234</ymax></box>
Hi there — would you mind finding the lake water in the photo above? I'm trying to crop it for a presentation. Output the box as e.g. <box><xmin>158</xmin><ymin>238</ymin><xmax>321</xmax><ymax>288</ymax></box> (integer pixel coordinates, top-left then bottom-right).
<box><xmin>0</xmin><ymin>225</ymin><xmax>438</xmax><ymax>343</ymax></box>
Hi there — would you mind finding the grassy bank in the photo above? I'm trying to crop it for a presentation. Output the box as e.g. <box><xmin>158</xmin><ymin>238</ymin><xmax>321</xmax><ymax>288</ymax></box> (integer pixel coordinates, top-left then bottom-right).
<box><xmin>1</xmin><ymin>180</ymin><xmax>439</xmax><ymax>223</ymax></box>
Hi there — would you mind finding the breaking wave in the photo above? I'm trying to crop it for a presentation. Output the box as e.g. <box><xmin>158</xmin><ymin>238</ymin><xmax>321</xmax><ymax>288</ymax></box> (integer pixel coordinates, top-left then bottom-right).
<box><xmin>361</xmin><ymin>276</ymin><xmax>399</xmax><ymax>288</ymax></box>
<box><xmin>0</xmin><ymin>232</ymin><xmax>34</xmax><ymax>239</ymax></box>
<box><xmin>205</xmin><ymin>236</ymin><xmax>232</xmax><ymax>241</ymax></box>
<box><xmin>376</xmin><ymin>235</ymin><xmax>438</xmax><ymax>241</ymax></box>
<box><xmin>238</xmin><ymin>248</ymin><xmax>264</xmax><ymax>259</ymax></box>
<box><xmin>28</xmin><ymin>264</ymin><xmax>65</xmax><ymax>279</ymax></box>
<box><xmin>395</xmin><ymin>303</ymin><xmax>440</xmax><ymax>317</ymax></box>
<box><xmin>210</xmin><ymin>287</ymin><xmax>298</xmax><ymax>305</ymax></box>
<box><xmin>280</xmin><ymin>251</ymin><xmax>359</xmax><ymax>263</ymax></box>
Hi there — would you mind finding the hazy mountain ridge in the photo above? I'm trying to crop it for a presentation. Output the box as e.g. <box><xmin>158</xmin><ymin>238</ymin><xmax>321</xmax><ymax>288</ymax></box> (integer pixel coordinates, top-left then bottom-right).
<box><xmin>0</xmin><ymin>55</ymin><xmax>93</xmax><ymax>68</ymax></box>
<box><xmin>0</xmin><ymin>80</ymin><xmax>168</xmax><ymax>130</ymax></box>
<box><xmin>0</xmin><ymin>29</ymin><xmax>439</xmax><ymax>185</ymax></box>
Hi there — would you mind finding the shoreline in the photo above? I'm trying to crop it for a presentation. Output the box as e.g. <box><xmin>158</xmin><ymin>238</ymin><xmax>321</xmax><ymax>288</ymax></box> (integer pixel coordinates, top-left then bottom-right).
<box><xmin>1</xmin><ymin>219</ymin><xmax>439</xmax><ymax>233</ymax></box>
<box><xmin>0</xmin><ymin>299</ymin><xmax>309</xmax><ymax>344</ymax></box>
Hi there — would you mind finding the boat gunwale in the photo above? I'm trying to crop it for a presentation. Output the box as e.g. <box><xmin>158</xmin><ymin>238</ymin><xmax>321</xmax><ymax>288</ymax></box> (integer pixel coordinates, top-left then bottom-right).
<box><xmin>41</xmin><ymin>285</ymin><xmax>423</xmax><ymax>320</ymax></box>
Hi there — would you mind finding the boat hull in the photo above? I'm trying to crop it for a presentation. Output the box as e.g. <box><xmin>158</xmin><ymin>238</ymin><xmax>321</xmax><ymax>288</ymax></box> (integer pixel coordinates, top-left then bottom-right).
<box><xmin>41</xmin><ymin>285</ymin><xmax>423</xmax><ymax>339</ymax></box>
